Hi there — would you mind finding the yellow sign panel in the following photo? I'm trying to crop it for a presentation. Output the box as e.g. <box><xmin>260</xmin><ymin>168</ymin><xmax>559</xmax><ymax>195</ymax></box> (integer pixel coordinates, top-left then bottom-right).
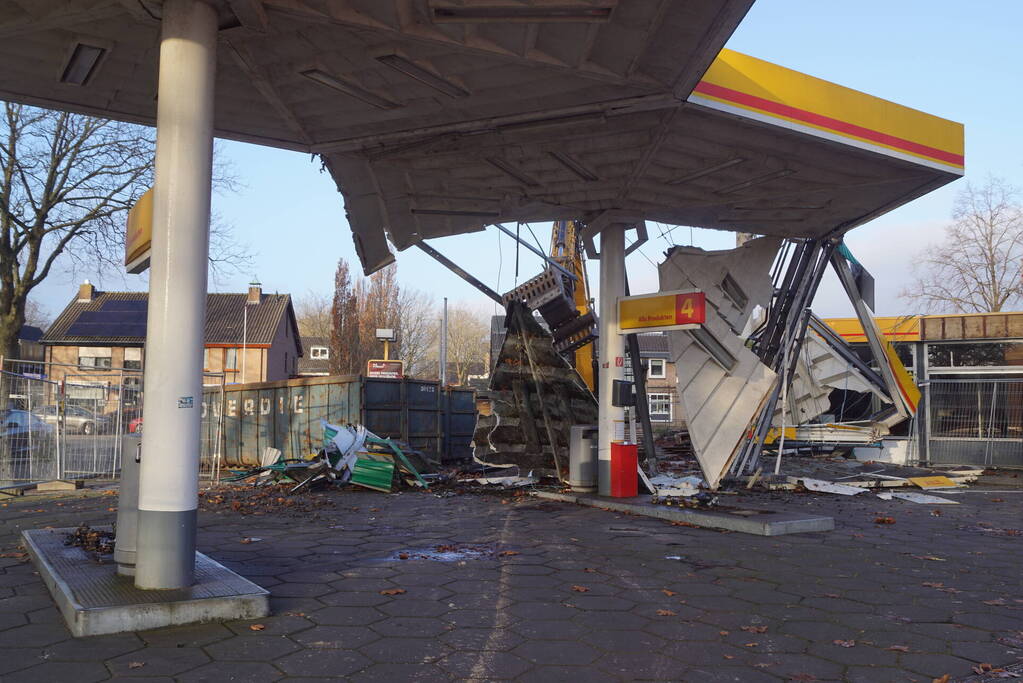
<box><xmin>619</xmin><ymin>290</ymin><xmax>705</xmax><ymax>333</ymax></box>
<box><xmin>909</xmin><ymin>476</ymin><xmax>958</xmax><ymax>490</ymax></box>
<box><xmin>824</xmin><ymin>316</ymin><xmax>921</xmax><ymax>343</ymax></box>
<box><xmin>125</xmin><ymin>187</ymin><xmax>154</xmax><ymax>274</ymax></box>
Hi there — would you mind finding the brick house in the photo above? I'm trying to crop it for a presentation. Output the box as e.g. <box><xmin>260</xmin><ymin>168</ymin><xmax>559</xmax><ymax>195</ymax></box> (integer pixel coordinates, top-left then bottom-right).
<box><xmin>625</xmin><ymin>332</ymin><xmax>682</xmax><ymax>429</ymax></box>
<box><xmin>41</xmin><ymin>282</ymin><xmax>302</xmax><ymax>386</ymax></box>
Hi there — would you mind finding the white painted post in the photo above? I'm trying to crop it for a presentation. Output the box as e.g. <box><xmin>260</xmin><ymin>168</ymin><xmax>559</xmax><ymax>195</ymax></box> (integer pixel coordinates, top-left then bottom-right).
<box><xmin>135</xmin><ymin>0</ymin><xmax>217</xmax><ymax>590</ymax></box>
<box><xmin>597</xmin><ymin>224</ymin><xmax>626</xmax><ymax>496</ymax></box>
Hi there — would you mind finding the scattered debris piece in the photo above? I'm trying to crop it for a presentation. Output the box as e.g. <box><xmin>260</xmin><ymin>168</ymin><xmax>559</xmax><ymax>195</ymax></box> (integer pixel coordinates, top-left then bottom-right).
<box><xmin>571</xmin><ymin>585</ymin><xmax>590</xmax><ymax>593</ymax></box>
<box><xmin>832</xmin><ymin>639</ymin><xmax>856</xmax><ymax>648</ymax></box>
<box><xmin>887</xmin><ymin>645</ymin><xmax>910</xmax><ymax>652</ymax></box>
<box><xmin>800</xmin><ymin>478</ymin><xmax>866</xmax><ymax>496</ymax></box>
<box><xmin>909</xmin><ymin>476</ymin><xmax>958</xmax><ymax>490</ymax></box>
<box><xmin>239</xmin><ymin>537</ymin><xmax>262</xmax><ymax>544</ymax></box>
<box><xmin>891</xmin><ymin>492</ymin><xmax>959</xmax><ymax>505</ymax></box>
<box><xmin>249</xmin><ymin>624</ymin><xmax>266</xmax><ymax>631</ymax></box>
<box><xmin>379</xmin><ymin>588</ymin><xmax>406</xmax><ymax>596</ymax></box>
<box><xmin>741</xmin><ymin>625</ymin><xmax>768</xmax><ymax>633</ymax></box>
<box><xmin>873</xmin><ymin>517</ymin><xmax>896</xmax><ymax>525</ymax></box>
<box><xmin>656</xmin><ymin>609</ymin><xmax>677</xmax><ymax>616</ymax></box>
<box><xmin>662</xmin><ymin>589</ymin><xmax>677</xmax><ymax>597</ymax></box>
<box><xmin>128</xmin><ymin>662</ymin><xmax>146</xmax><ymax>670</ymax></box>
<box><xmin>64</xmin><ymin>525</ymin><xmax>114</xmax><ymax>554</ymax></box>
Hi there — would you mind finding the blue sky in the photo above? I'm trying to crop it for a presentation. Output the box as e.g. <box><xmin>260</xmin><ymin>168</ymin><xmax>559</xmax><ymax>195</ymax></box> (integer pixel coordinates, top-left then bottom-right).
<box><xmin>33</xmin><ymin>1</ymin><xmax>1023</xmax><ymax>321</ymax></box>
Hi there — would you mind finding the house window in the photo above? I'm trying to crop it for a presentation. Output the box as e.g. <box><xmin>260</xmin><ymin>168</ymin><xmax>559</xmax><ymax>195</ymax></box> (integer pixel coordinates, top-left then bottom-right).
<box><xmin>79</xmin><ymin>347</ymin><xmax>112</xmax><ymax>370</ymax></box>
<box><xmin>203</xmin><ymin>348</ymin><xmax>211</xmax><ymax>370</ymax></box>
<box><xmin>225</xmin><ymin>348</ymin><xmax>238</xmax><ymax>370</ymax></box>
<box><xmin>648</xmin><ymin>393</ymin><xmax>672</xmax><ymax>422</ymax></box>
<box><xmin>310</xmin><ymin>346</ymin><xmax>329</xmax><ymax>359</ymax></box>
<box><xmin>647</xmin><ymin>358</ymin><xmax>666</xmax><ymax>379</ymax></box>
<box><xmin>124</xmin><ymin>348</ymin><xmax>142</xmax><ymax>370</ymax></box>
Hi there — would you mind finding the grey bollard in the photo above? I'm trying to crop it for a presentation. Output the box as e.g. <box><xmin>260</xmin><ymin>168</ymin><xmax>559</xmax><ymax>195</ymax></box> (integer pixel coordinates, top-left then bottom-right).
<box><xmin>114</xmin><ymin>439</ymin><xmax>141</xmax><ymax>577</ymax></box>
<box><xmin>568</xmin><ymin>425</ymin><xmax>598</xmax><ymax>493</ymax></box>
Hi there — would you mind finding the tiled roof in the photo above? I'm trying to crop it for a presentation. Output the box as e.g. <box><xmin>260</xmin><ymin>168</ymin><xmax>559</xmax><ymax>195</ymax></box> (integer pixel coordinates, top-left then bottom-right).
<box><xmin>637</xmin><ymin>333</ymin><xmax>670</xmax><ymax>354</ymax></box>
<box><xmin>43</xmin><ymin>290</ymin><xmax>301</xmax><ymax>352</ymax></box>
<box><xmin>297</xmin><ymin>336</ymin><xmax>330</xmax><ymax>374</ymax></box>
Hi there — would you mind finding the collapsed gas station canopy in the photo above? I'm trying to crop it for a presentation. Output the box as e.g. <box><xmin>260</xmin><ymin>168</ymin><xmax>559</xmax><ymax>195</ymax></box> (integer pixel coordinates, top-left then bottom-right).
<box><xmin>0</xmin><ymin>0</ymin><xmax>963</xmax><ymax>274</ymax></box>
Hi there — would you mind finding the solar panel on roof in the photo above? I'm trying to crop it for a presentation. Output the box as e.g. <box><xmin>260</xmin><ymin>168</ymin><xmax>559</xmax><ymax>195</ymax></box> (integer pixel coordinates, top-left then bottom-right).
<box><xmin>100</xmin><ymin>299</ymin><xmax>148</xmax><ymax>312</ymax></box>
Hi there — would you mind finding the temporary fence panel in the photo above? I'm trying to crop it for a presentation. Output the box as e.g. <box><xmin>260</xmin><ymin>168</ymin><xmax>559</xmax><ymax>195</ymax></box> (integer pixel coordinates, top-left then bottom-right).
<box><xmin>0</xmin><ymin>371</ymin><xmax>62</xmax><ymax>482</ymax></box>
<box><xmin>1</xmin><ymin>360</ymin><xmax>225</xmax><ymax>482</ymax></box>
<box><xmin>927</xmin><ymin>378</ymin><xmax>1023</xmax><ymax>467</ymax></box>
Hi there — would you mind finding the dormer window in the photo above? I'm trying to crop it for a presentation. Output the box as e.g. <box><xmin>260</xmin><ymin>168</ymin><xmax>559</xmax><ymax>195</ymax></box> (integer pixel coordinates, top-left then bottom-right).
<box><xmin>310</xmin><ymin>346</ymin><xmax>329</xmax><ymax>359</ymax></box>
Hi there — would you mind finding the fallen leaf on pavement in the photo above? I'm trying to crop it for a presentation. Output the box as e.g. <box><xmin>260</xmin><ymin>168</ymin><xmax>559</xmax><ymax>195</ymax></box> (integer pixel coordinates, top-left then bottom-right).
<box><xmin>128</xmin><ymin>662</ymin><xmax>145</xmax><ymax>669</ymax></box>
<box><xmin>584</xmin><ymin>568</ymin><xmax>597</xmax><ymax>573</ymax></box>
<box><xmin>379</xmin><ymin>588</ymin><xmax>406</xmax><ymax>596</ymax></box>
<box><xmin>719</xmin><ymin>630</ymin><xmax>730</xmax><ymax>636</ymax></box>
<box><xmin>744</xmin><ymin>642</ymin><xmax>758</xmax><ymax>647</ymax></box>
<box><xmin>656</xmin><ymin>609</ymin><xmax>676</xmax><ymax>616</ymax></box>
<box><xmin>874</xmin><ymin>517</ymin><xmax>896</xmax><ymax>525</ymax></box>
<box><xmin>911</xmin><ymin>555</ymin><xmax>946</xmax><ymax>562</ymax></box>
<box><xmin>741</xmin><ymin>625</ymin><xmax>768</xmax><ymax>633</ymax></box>
<box><xmin>932</xmin><ymin>676</ymin><xmax>950</xmax><ymax>683</ymax></box>
<box><xmin>822</xmin><ymin>593</ymin><xmax>841</xmax><ymax>598</ymax></box>
<box><xmin>722</xmin><ymin>654</ymin><xmax>734</xmax><ymax>660</ymax></box>
<box><xmin>249</xmin><ymin>624</ymin><xmax>265</xmax><ymax>631</ymax></box>
<box><xmin>498</xmin><ymin>550</ymin><xmax>520</xmax><ymax>557</ymax></box>
<box><xmin>571</xmin><ymin>585</ymin><xmax>590</xmax><ymax>593</ymax></box>
<box><xmin>983</xmin><ymin>599</ymin><xmax>1006</xmax><ymax>606</ymax></box>
<box><xmin>662</xmin><ymin>589</ymin><xmax>677</xmax><ymax>597</ymax></box>
<box><xmin>887</xmin><ymin>645</ymin><xmax>910</xmax><ymax>652</ymax></box>
<box><xmin>833</xmin><ymin>639</ymin><xmax>856</xmax><ymax>648</ymax></box>
<box><xmin>398</xmin><ymin>552</ymin><xmax>409</xmax><ymax>560</ymax></box>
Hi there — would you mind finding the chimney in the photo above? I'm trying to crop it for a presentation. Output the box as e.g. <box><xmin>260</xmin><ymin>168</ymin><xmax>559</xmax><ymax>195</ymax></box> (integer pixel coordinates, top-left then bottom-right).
<box><xmin>247</xmin><ymin>279</ymin><xmax>262</xmax><ymax>305</ymax></box>
<box><xmin>77</xmin><ymin>280</ymin><xmax>95</xmax><ymax>302</ymax></box>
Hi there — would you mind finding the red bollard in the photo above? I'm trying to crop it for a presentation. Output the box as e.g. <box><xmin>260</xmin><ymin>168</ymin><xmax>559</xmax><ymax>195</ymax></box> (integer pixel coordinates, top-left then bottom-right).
<box><xmin>610</xmin><ymin>442</ymin><xmax>638</xmax><ymax>497</ymax></box>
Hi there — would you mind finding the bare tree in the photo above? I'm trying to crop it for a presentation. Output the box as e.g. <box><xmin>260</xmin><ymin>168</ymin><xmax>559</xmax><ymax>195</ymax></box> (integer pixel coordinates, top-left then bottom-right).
<box><xmin>901</xmin><ymin>177</ymin><xmax>1023</xmax><ymax>313</ymax></box>
<box><xmin>0</xmin><ymin>102</ymin><xmax>249</xmax><ymax>359</ymax></box>
<box><xmin>329</xmin><ymin>259</ymin><xmax>359</xmax><ymax>375</ymax></box>
<box><xmin>396</xmin><ymin>288</ymin><xmax>436</xmax><ymax>378</ymax></box>
<box><xmin>294</xmin><ymin>290</ymin><xmax>333</xmax><ymax>340</ymax></box>
<box><xmin>445</xmin><ymin>303</ymin><xmax>490</xmax><ymax>385</ymax></box>
<box><xmin>23</xmin><ymin>299</ymin><xmax>51</xmax><ymax>331</ymax></box>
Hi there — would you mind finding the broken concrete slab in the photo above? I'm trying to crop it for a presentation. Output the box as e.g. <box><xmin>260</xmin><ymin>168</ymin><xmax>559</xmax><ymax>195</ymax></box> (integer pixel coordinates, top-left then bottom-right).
<box><xmin>533</xmin><ymin>491</ymin><xmax>834</xmax><ymax>536</ymax></box>
<box><xmin>23</xmin><ymin>528</ymin><xmax>269</xmax><ymax>637</ymax></box>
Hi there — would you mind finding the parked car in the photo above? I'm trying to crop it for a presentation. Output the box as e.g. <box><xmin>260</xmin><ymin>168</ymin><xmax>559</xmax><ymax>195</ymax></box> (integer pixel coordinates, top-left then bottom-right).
<box><xmin>128</xmin><ymin>417</ymin><xmax>143</xmax><ymax>434</ymax></box>
<box><xmin>32</xmin><ymin>405</ymin><xmax>112</xmax><ymax>435</ymax></box>
<box><xmin>0</xmin><ymin>409</ymin><xmax>55</xmax><ymax>458</ymax></box>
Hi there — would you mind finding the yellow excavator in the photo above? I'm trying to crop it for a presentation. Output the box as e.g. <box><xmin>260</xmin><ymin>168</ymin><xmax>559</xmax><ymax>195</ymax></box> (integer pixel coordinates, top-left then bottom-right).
<box><xmin>548</xmin><ymin>220</ymin><xmax>597</xmax><ymax>391</ymax></box>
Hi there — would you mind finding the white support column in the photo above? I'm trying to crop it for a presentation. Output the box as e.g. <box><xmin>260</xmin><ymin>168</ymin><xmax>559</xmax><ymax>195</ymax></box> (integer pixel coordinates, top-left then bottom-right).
<box><xmin>135</xmin><ymin>0</ymin><xmax>217</xmax><ymax>590</ymax></box>
<box><xmin>597</xmin><ymin>224</ymin><xmax>626</xmax><ymax>496</ymax></box>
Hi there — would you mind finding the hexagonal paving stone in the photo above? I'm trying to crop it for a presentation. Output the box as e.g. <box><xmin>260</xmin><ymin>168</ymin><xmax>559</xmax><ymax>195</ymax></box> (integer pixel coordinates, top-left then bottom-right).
<box><xmin>439</xmin><ymin>650</ymin><xmax>531</xmax><ymax>679</ymax></box>
<box><xmin>512</xmin><ymin>640</ymin><xmax>602</xmax><ymax>666</ymax></box>
<box><xmin>595</xmin><ymin>651</ymin><xmax>687</xmax><ymax>679</ymax></box>
<box><xmin>43</xmin><ymin>633</ymin><xmax>143</xmax><ymax>661</ymax></box>
<box><xmin>138</xmin><ymin>622</ymin><xmax>235</xmax><ymax>648</ymax></box>
<box><xmin>348</xmin><ymin>662</ymin><xmax>451</xmax><ymax>682</ymax></box>
<box><xmin>378</xmin><ymin>598</ymin><xmax>452</xmax><ymax>618</ymax></box>
<box><xmin>370</xmin><ymin>616</ymin><xmax>451</xmax><ymax>638</ymax></box>
<box><xmin>1</xmin><ymin>661</ymin><xmax>111</xmax><ymax>683</ymax></box>
<box><xmin>359</xmin><ymin>636</ymin><xmax>451</xmax><ymax>664</ymax></box>
<box><xmin>0</xmin><ymin>622</ymin><xmax>71</xmax><ymax>647</ymax></box>
<box><xmin>177</xmin><ymin>660</ymin><xmax>284</xmax><ymax>682</ymax></box>
<box><xmin>277</xmin><ymin>648</ymin><xmax>372</xmax><ymax>677</ymax></box>
<box><xmin>205</xmin><ymin>634</ymin><xmax>301</xmax><ymax>661</ymax></box>
<box><xmin>291</xmin><ymin>625</ymin><xmax>382</xmax><ymax>649</ymax></box>
<box><xmin>107</xmin><ymin>647</ymin><xmax>211</xmax><ymax>676</ymax></box>
<box><xmin>309</xmin><ymin>606</ymin><xmax>386</xmax><ymax>627</ymax></box>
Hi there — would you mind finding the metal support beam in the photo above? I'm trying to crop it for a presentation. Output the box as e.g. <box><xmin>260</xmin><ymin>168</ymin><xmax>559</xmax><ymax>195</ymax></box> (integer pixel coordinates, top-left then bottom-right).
<box><xmin>414</xmin><ymin>241</ymin><xmax>502</xmax><ymax>304</ymax></box>
<box><xmin>135</xmin><ymin>0</ymin><xmax>217</xmax><ymax>590</ymax></box>
<box><xmin>623</xmin><ymin>276</ymin><xmax>657</xmax><ymax>480</ymax></box>
<box><xmin>597</xmin><ymin>224</ymin><xmax>626</xmax><ymax>496</ymax></box>
<box><xmin>493</xmin><ymin>223</ymin><xmax>577</xmax><ymax>281</ymax></box>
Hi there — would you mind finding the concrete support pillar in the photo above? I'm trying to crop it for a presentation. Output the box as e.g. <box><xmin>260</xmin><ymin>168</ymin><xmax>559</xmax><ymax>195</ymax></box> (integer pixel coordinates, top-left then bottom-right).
<box><xmin>597</xmin><ymin>224</ymin><xmax>626</xmax><ymax>496</ymax></box>
<box><xmin>135</xmin><ymin>0</ymin><xmax>217</xmax><ymax>590</ymax></box>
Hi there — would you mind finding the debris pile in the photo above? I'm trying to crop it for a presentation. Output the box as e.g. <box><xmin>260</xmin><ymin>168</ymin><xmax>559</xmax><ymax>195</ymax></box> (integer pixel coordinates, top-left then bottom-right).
<box><xmin>64</xmin><ymin>524</ymin><xmax>115</xmax><ymax>554</ymax></box>
<box><xmin>222</xmin><ymin>420</ymin><xmax>436</xmax><ymax>495</ymax></box>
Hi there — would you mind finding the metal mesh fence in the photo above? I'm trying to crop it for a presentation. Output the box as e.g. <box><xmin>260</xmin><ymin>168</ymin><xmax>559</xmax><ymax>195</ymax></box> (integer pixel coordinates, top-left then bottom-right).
<box><xmin>0</xmin><ymin>360</ymin><xmax>226</xmax><ymax>483</ymax></box>
<box><xmin>927</xmin><ymin>378</ymin><xmax>1023</xmax><ymax>467</ymax></box>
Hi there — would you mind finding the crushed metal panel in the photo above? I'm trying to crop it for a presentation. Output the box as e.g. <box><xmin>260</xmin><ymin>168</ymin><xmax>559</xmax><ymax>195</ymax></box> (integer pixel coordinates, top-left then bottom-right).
<box><xmin>473</xmin><ymin>303</ymin><xmax>596</xmax><ymax>474</ymax></box>
<box><xmin>660</xmin><ymin>238</ymin><xmax>781</xmax><ymax>489</ymax></box>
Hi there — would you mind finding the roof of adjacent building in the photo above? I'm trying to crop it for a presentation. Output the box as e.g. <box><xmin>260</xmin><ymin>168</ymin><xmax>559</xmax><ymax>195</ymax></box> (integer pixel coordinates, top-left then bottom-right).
<box><xmin>18</xmin><ymin>325</ymin><xmax>43</xmax><ymax>342</ymax></box>
<box><xmin>43</xmin><ymin>290</ymin><xmax>302</xmax><ymax>353</ymax></box>
<box><xmin>297</xmin><ymin>336</ymin><xmax>330</xmax><ymax>375</ymax></box>
<box><xmin>637</xmin><ymin>333</ymin><xmax>670</xmax><ymax>356</ymax></box>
